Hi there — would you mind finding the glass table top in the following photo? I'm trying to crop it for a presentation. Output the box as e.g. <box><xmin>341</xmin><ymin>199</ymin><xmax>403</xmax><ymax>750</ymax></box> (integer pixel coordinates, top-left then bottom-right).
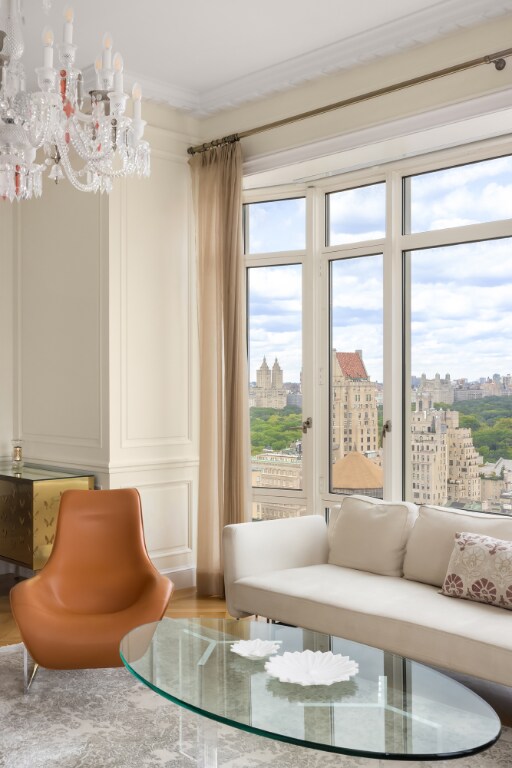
<box><xmin>120</xmin><ymin>617</ymin><xmax>501</xmax><ymax>761</ymax></box>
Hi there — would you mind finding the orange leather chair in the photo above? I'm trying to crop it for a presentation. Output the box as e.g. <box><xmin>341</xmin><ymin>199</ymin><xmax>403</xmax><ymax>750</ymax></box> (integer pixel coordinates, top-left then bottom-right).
<box><xmin>10</xmin><ymin>488</ymin><xmax>174</xmax><ymax>676</ymax></box>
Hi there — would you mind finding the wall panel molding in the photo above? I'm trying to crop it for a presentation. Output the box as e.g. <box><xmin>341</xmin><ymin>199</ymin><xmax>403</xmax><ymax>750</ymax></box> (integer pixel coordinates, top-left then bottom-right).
<box><xmin>16</xmin><ymin>188</ymin><xmax>107</xmax><ymax>461</ymax></box>
<box><xmin>119</xmin><ymin>148</ymin><xmax>195</xmax><ymax>451</ymax></box>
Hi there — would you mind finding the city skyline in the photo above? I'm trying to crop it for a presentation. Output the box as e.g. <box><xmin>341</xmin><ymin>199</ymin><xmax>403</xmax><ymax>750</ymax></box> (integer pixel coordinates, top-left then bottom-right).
<box><xmin>249</xmin><ymin>354</ymin><xmax>511</xmax><ymax>389</ymax></box>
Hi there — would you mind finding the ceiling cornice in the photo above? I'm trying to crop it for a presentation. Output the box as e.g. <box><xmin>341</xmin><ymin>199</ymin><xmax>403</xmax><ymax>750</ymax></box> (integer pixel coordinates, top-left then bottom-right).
<box><xmin>85</xmin><ymin>0</ymin><xmax>512</xmax><ymax>117</ymax></box>
<box><xmin>195</xmin><ymin>0</ymin><xmax>512</xmax><ymax>115</ymax></box>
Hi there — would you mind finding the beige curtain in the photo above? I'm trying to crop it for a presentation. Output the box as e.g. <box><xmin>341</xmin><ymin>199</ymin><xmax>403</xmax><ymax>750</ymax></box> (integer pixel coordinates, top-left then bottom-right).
<box><xmin>189</xmin><ymin>141</ymin><xmax>250</xmax><ymax>597</ymax></box>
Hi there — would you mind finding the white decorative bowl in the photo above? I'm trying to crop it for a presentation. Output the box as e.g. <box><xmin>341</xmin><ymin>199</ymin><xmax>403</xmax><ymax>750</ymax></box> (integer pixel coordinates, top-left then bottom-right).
<box><xmin>264</xmin><ymin>650</ymin><xmax>359</xmax><ymax>686</ymax></box>
<box><xmin>230</xmin><ymin>639</ymin><xmax>282</xmax><ymax>660</ymax></box>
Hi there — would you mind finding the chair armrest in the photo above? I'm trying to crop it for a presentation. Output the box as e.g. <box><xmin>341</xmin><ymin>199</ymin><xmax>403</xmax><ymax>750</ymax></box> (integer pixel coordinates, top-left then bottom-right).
<box><xmin>223</xmin><ymin>515</ymin><xmax>328</xmax><ymax>618</ymax></box>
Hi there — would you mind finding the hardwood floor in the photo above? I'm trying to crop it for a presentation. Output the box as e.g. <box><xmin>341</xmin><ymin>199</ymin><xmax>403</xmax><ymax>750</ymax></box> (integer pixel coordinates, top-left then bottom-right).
<box><xmin>2</xmin><ymin>573</ymin><xmax>511</xmax><ymax>727</ymax></box>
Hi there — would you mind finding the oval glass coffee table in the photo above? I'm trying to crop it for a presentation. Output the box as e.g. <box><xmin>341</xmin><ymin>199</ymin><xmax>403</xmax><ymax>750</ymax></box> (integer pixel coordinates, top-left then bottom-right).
<box><xmin>120</xmin><ymin>617</ymin><xmax>501</xmax><ymax>767</ymax></box>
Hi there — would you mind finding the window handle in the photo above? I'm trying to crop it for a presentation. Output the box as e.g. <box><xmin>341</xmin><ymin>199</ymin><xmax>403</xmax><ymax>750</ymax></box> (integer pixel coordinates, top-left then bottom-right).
<box><xmin>381</xmin><ymin>419</ymin><xmax>391</xmax><ymax>441</ymax></box>
<box><xmin>302</xmin><ymin>417</ymin><xmax>313</xmax><ymax>434</ymax></box>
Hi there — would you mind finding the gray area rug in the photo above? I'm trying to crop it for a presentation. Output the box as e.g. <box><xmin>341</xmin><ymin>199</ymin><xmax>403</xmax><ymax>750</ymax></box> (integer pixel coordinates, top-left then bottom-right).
<box><xmin>1</xmin><ymin>643</ymin><xmax>511</xmax><ymax>768</ymax></box>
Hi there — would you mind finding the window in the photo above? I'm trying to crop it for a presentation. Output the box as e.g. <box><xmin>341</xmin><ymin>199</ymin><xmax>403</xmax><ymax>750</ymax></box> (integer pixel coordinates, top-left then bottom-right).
<box><xmin>328</xmin><ymin>189</ymin><xmax>384</xmax><ymax>497</ymax></box>
<box><xmin>245</xmin><ymin>197</ymin><xmax>306</xmax><ymax>253</ymax></box>
<box><xmin>326</xmin><ymin>183</ymin><xmax>386</xmax><ymax>245</ymax></box>
<box><xmin>404</xmin><ymin>156</ymin><xmax>512</xmax><ymax>234</ymax></box>
<box><xmin>244</xmin><ymin>143</ymin><xmax>512</xmax><ymax>518</ymax></box>
<box><xmin>244</xmin><ymin>198</ymin><xmax>308</xmax><ymax>520</ymax></box>
<box><xmin>404</xmin><ymin>153</ymin><xmax>512</xmax><ymax>512</ymax></box>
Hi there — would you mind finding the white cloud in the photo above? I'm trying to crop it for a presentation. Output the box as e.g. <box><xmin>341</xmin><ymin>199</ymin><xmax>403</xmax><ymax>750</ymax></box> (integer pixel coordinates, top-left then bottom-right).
<box><xmin>409</xmin><ymin>157</ymin><xmax>512</xmax><ymax>231</ymax></box>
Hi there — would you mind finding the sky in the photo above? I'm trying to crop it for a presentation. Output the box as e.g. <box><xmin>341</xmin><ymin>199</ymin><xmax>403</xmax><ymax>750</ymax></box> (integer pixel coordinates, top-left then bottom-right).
<box><xmin>247</xmin><ymin>155</ymin><xmax>512</xmax><ymax>384</ymax></box>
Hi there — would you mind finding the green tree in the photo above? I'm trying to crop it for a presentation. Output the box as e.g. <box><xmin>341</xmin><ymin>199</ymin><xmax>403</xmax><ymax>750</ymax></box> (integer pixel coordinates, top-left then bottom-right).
<box><xmin>459</xmin><ymin>414</ymin><xmax>482</xmax><ymax>431</ymax></box>
<box><xmin>250</xmin><ymin>406</ymin><xmax>302</xmax><ymax>455</ymax></box>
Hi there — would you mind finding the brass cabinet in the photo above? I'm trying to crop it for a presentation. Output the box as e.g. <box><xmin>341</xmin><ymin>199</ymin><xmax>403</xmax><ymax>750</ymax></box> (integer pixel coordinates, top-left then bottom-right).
<box><xmin>0</xmin><ymin>467</ymin><xmax>95</xmax><ymax>570</ymax></box>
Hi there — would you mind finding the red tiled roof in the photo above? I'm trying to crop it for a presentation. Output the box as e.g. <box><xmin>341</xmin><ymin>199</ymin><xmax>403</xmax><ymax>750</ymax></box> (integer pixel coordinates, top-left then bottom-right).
<box><xmin>336</xmin><ymin>352</ymin><xmax>369</xmax><ymax>380</ymax></box>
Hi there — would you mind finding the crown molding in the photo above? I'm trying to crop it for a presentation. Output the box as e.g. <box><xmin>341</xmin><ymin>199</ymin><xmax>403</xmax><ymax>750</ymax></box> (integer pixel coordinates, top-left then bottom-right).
<box><xmin>81</xmin><ymin>0</ymin><xmax>512</xmax><ymax>117</ymax></box>
<box><xmin>195</xmin><ymin>0</ymin><xmax>512</xmax><ymax>114</ymax></box>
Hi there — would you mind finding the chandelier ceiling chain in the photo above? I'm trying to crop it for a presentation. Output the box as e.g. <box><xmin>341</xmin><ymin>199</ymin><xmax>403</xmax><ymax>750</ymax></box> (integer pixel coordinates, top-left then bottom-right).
<box><xmin>0</xmin><ymin>0</ymin><xmax>150</xmax><ymax>201</ymax></box>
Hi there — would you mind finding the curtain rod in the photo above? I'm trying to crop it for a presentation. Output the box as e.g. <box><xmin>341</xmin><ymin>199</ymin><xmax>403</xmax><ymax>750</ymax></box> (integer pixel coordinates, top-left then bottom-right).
<box><xmin>187</xmin><ymin>46</ymin><xmax>512</xmax><ymax>156</ymax></box>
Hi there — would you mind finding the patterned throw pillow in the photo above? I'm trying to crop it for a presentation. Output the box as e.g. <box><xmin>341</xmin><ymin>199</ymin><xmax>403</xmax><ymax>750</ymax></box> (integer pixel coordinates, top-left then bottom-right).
<box><xmin>441</xmin><ymin>532</ymin><xmax>512</xmax><ymax>610</ymax></box>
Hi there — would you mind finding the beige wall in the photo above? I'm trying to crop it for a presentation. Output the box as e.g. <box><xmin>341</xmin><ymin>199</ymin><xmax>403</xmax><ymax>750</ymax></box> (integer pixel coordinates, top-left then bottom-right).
<box><xmin>17</xmin><ymin>185</ymin><xmax>107</xmax><ymax>467</ymax></box>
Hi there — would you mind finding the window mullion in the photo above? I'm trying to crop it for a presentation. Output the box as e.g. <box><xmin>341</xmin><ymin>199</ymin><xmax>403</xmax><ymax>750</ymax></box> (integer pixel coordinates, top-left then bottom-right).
<box><xmin>383</xmin><ymin>171</ymin><xmax>405</xmax><ymax>500</ymax></box>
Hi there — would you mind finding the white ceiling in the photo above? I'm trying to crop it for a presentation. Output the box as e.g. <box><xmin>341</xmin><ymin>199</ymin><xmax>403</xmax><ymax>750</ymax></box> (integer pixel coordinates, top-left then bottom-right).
<box><xmin>17</xmin><ymin>0</ymin><xmax>512</xmax><ymax>114</ymax></box>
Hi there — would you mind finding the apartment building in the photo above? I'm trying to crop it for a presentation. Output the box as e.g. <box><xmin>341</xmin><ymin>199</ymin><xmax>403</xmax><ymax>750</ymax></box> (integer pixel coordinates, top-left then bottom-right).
<box><xmin>331</xmin><ymin>350</ymin><xmax>379</xmax><ymax>463</ymax></box>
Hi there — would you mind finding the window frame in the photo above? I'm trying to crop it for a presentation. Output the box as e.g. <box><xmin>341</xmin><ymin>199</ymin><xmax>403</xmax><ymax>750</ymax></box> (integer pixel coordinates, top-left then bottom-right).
<box><xmin>243</xmin><ymin>137</ymin><xmax>512</xmax><ymax>517</ymax></box>
<box><xmin>244</xmin><ymin>189</ymin><xmax>314</xmax><ymax>515</ymax></box>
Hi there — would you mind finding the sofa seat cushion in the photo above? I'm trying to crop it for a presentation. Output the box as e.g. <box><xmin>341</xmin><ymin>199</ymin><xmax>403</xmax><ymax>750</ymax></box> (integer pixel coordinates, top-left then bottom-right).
<box><xmin>230</xmin><ymin>564</ymin><xmax>512</xmax><ymax>687</ymax></box>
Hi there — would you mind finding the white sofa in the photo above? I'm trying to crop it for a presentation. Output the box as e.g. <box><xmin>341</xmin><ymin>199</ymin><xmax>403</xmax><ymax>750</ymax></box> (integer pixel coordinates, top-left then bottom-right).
<box><xmin>223</xmin><ymin>495</ymin><xmax>512</xmax><ymax>687</ymax></box>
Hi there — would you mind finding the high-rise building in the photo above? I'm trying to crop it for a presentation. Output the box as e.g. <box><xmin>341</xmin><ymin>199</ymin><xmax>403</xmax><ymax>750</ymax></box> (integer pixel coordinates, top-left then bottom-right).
<box><xmin>331</xmin><ymin>349</ymin><xmax>379</xmax><ymax>463</ymax></box>
<box><xmin>250</xmin><ymin>357</ymin><xmax>287</xmax><ymax>409</ymax></box>
<box><xmin>445</xmin><ymin>410</ymin><xmax>482</xmax><ymax>503</ymax></box>
<box><xmin>410</xmin><ymin>406</ymin><xmax>482</xmax><ymax>506</ymax></box>
<box><xmin>410</xmin><ymin>409</ymin><xmax>448</xmax><ymax>505</ymax></box>
<box><xmin>416</xmin><ymin>373</ymin><xmax>454</xmax><ymax>406</ymax></box>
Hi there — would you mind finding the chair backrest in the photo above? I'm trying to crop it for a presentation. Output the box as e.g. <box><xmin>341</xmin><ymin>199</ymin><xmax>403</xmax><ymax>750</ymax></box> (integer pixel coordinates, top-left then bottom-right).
<box><xmin>42</xmin><ymin>488</ymin><xmax>156</xmax><ymax>614</ymax></box>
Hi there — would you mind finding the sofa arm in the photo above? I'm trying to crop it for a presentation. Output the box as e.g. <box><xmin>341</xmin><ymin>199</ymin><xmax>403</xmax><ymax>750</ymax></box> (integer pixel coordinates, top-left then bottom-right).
<box><xmin>223</xmin><ymin>515</ymin><xmax>329</xmax><ymax>618</ymax></box>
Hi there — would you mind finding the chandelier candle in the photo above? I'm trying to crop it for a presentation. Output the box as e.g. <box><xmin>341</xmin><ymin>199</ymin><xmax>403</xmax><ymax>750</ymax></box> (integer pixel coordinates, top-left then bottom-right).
<box><xmin>113</xmin><ymin>53</ymin><xmax>123</xmax><ymax>93</ymax></box>
<box><xmin>63</xmin><ymin>6</ymin><xmax>73</xmax><ymax>45</ymax></box>
<box><xmin>102</xmin><ymin>32</ymin><xmax>112</xmax><ymax>71</ymax></box>
<box><xmin>42</xmin><ymin>27</ymin><xmax>54</xmax><ymax>68</ymax></box>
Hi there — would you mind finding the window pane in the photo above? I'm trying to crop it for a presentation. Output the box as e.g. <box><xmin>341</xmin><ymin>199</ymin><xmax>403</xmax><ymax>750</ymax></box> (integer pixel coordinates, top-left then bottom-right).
<box><xmin>326</xmin><ymin>183</ymin><xmax>386</xmax><ymax>246</ymax></box>
<box><xmin>330</xmin><ymin>255</ymin><xmax>383</xmax><ymax>497</ymax></box>
<box><xmin>245</xmin><ymin>198</ymin><xmax>306</xmax><ymax>254</ymax></box>
<box><xmin>248</xmin><ymin>264</ymin><xmax>303</xmax><ymax>492</ymax></box>
<box><xmin>404</xmin><ymin>155</ymin><xmax>512</xmax><ymax>234</ymax></box>
<box><xmin>407</xmin><ymin>238</ymin><xmax>512</xmax><ymax>514</ymax></box>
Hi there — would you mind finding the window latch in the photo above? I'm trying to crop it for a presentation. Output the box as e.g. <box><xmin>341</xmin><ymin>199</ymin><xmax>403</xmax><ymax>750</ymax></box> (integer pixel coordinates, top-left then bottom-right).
<box><xmin>381</xmin><ymin>419</ymin><xmax>391</xmax><ymax>441</ymax></box>
<box><xmin>302</xmin><ymin>417</ymin><xmax>313</xmax><ymax>434</ymax></box>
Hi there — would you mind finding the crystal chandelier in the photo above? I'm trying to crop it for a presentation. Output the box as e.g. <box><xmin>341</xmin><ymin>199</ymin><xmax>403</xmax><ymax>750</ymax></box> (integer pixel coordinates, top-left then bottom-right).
<box><xmin>0</xmin><ymin>0</ymin><xmax>150</xmax><ymax>201</ymax></box>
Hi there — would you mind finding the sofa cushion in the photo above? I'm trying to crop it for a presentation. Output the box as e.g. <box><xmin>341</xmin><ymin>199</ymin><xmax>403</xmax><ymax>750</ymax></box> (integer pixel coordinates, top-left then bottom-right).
<box><xmin>230</xmin><ymin>564</ymin><xmax>512</xmax><ymax>686</ymax></box>
<box><xmin>403</xmin><ymin>505</ymin><xmax>512</xmax><ymax>587</ymax></box>
<box><xmin>441</xmin><ymin>532</ymin><xmax>512</xmax><ymax>610</ymax></box>
<box><xmin>328</xmin><ymin>495</ymin><xmax>418</xmax><ymax>577</ymax></box>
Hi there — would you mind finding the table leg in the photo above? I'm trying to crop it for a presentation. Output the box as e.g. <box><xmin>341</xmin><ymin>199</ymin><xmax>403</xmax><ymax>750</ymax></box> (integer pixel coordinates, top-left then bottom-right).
<box><xmin>197</xmin><ymin>716</ymin><xmax>218</xmax><ymax>768</ymax></box>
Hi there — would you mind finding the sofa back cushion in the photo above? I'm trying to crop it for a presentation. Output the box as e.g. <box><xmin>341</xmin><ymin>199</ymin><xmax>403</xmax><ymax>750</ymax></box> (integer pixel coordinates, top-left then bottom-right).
<box><xmin>328</xmin><ymin>495</ymin><xmax>418</xmax><ymax>577</ymax></box>
<box><xmin>403</xmin><ymin>505</ymin><xmax>512</xmax><ymax>587</ymax></box>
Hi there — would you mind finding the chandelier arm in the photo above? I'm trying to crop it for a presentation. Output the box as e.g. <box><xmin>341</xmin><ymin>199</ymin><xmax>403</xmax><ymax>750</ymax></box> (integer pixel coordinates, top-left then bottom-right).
<box><xmin>94</xmin><ymin>146</ymin><xmax>150</xmax><ymax>178</ymax></box>
<box><xmin>66</xmin><ymin>117</ymin><xmax>116</xmax><ymax>163</ymax></box>
<box><xmin>54</xmin><ymin>133</ymin><xmax>101</xmax><ymax>192</ymax></box>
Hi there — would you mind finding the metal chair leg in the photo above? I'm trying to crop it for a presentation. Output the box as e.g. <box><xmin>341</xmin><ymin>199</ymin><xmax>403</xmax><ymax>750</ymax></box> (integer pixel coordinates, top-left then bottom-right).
<box><xmin>23</xmin><ymin>645</ymin><xmax>39</xmax><ymax>694</ymax></box>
